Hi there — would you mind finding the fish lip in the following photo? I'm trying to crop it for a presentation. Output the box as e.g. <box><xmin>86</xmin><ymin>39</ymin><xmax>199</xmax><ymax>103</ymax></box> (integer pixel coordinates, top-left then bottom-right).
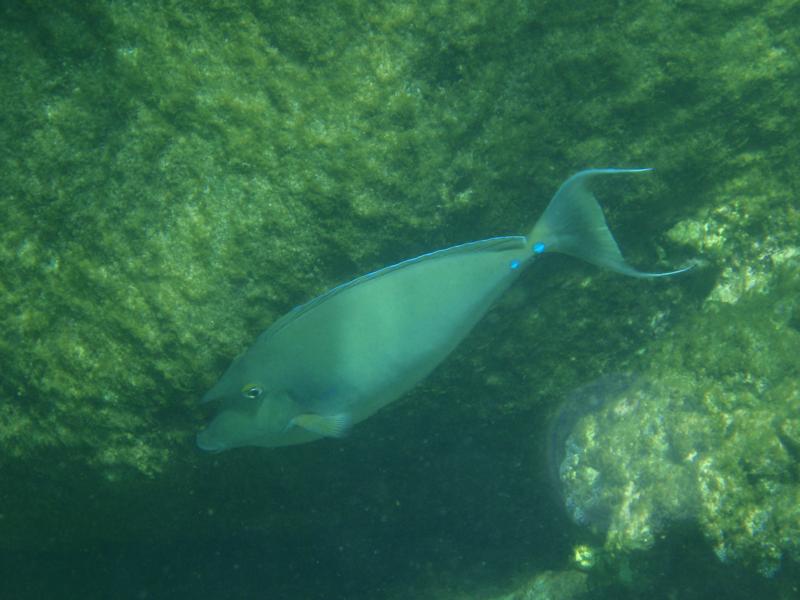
<box><xmin>196</xmin><ymin>431</ymin><xmax>226</xmax><ymax>453</ymax></box>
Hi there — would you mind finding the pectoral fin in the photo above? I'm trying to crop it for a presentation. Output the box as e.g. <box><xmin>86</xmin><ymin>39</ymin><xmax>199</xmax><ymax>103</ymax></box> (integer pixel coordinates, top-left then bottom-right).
<box><xmin>290</xmin><ymin>413</ymin><xmax>352</xmax><ymax>438</ymax></box>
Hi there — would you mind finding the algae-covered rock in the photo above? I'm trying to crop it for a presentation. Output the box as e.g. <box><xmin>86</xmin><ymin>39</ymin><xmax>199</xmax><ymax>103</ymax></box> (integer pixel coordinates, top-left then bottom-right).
<box><xmin>546</xmin><ymin>3</ymin><xmax>800</xmax><ymax>586</ymax></box>
<box><xmin>0</xmin><ymin>0</ymin><xmax>546</xmax><ymax>483</ymax></box>
<box><xmin>1</xmin><ymin>0</ymin><xmax>800</xmax><ymax>597</ymax></box>
<box><xmin>558</xmin><ymin>207</ymin><xmax>800</xmax><ymax>577</ymax></box>
<box><xmin>545</xmin><ymin>1</ymin><xmax>800</xmax><ymax>585</ymax></box>
<box><xmin>491</xmin><ymin>569</ymin><xmax>589</xmax><ymax>600</ymax></box>
<box><xmin>0</xmin><ymin>0</ymin><xmax>698</xmax><ymax>529</ymax></box>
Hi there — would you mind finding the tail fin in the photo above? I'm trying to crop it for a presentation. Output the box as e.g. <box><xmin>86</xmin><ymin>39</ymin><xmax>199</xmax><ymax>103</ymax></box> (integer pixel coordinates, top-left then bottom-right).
<box><xmin>527</xmin><ymin>168</ymin><xmax>691</xmax><ymax>278</ymax></box>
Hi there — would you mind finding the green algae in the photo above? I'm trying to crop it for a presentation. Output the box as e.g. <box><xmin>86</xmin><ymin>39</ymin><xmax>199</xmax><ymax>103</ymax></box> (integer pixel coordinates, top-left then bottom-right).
<box><xmin>558</xmin><ymin>188</ymin><xmax>800</xmax><ymax>579</ymax></box>
<box><xmin>1</xmin><ymin>0</ymin><xmax>799</xmax><ymax>597</ymax></box>
<box><xmin>0</xmin><ymin>0</ymin><xmax>698</xmax><ymax>481</ymax></box>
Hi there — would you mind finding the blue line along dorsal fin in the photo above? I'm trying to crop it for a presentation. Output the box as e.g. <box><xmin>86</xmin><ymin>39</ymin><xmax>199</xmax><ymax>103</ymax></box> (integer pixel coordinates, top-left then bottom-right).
<box><xmin>259</xmin><ymin>235</ymin><xmax>528</xmax><ymax>342</ymax></box>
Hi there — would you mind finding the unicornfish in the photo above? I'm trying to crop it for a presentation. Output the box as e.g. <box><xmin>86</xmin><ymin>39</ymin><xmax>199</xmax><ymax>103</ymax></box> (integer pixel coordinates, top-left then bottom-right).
<box><xmin>197</xmin><ymin>168</ymin><xmax>689</xmax><ymax>451</ymax></box>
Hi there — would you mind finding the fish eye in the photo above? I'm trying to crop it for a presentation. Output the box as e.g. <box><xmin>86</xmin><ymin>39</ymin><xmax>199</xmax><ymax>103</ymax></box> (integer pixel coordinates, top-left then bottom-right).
<box><xmin>241</xmin><ymin>384</ymin><xmax>263</xmax><ymax>399</ymax></box>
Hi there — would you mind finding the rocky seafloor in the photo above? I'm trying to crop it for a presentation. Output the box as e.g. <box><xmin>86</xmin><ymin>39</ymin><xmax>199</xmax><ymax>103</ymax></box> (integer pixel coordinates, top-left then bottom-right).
<box><xmin>1</xmin><ymin>1</ymin><xmax>798</xmax><ymax>598</ymax></box>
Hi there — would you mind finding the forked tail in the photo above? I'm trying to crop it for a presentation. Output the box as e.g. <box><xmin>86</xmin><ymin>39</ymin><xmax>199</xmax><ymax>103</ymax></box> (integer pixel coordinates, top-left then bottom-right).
<box><xmin>527</xmin><ymin>168</ymin><xmax>691</xmax><ymax>278</ymax></box>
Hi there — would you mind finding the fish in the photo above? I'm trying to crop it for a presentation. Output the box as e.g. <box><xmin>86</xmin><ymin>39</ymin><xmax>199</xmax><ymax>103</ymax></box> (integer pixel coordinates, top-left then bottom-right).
<box><xmin>197</xmin><ymin>168</ymin><xmax>690</xmax><ymax>451</ymax></box>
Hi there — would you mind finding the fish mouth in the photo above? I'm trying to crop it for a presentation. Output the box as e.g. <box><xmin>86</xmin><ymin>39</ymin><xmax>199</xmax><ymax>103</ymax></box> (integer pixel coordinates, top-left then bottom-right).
<box><xmin>196</xmin><ymin>430</ymin><xmax>226</xmax><ymax>453</ymax></box>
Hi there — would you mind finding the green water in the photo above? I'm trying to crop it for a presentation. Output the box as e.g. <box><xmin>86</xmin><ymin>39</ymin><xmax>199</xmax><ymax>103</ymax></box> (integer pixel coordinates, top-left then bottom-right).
<box><xmin>1</xmin><ymin>1</ymin><xmax>799</xmax><ymax>598</ymax></box>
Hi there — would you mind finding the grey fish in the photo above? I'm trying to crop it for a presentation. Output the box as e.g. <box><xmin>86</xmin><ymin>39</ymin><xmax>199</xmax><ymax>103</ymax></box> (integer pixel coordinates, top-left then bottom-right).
<box><xmin>197</xmin><ymin>168</ymin><xmax>689</xmax><ymax>451</ymax></box>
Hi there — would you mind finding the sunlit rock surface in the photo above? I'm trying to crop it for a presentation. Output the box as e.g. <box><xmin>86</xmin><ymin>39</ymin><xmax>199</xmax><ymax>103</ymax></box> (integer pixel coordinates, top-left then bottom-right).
<box><xmin>1</xmin><ymin>0</ymin><xmax>799</xmax><ymax>597</ymax></box>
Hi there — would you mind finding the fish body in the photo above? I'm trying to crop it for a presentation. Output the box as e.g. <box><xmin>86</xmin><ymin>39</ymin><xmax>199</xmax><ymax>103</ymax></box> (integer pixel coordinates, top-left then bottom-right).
<box><xmin>198</xmin><ymin>169</ymin><xmax>688</xmax><ymax>451</ymax></box>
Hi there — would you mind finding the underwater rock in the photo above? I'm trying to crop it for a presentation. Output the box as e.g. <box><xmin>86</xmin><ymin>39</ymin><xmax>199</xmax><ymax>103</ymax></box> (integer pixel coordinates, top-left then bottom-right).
<box><xmin>490</xmin><ymin>569</ymin><xmax>588</xmax><ymax>600</ymax></box>
<box><xmin>556</xmin><ymin>375</ymin><xmax>699</xmax><ymax>550</ymax></box>
<box><xmin>546</xmin><ymin>373</ymin><xmax>637</xmax><ymax>529</ymax></box>
<box><xmin>556</xmin><ymin>299</ymin><xmax>800</xmax><ymax>578</ymax></box>
<box><xmin>549</xmin><ymin>143</ymin><xmax>800</xmax><ymax>582</ymax></box>
<box><xmin>1</xmin><ymin>6</ymin><xmax>799</xmax><ymax>600</ymax></box>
